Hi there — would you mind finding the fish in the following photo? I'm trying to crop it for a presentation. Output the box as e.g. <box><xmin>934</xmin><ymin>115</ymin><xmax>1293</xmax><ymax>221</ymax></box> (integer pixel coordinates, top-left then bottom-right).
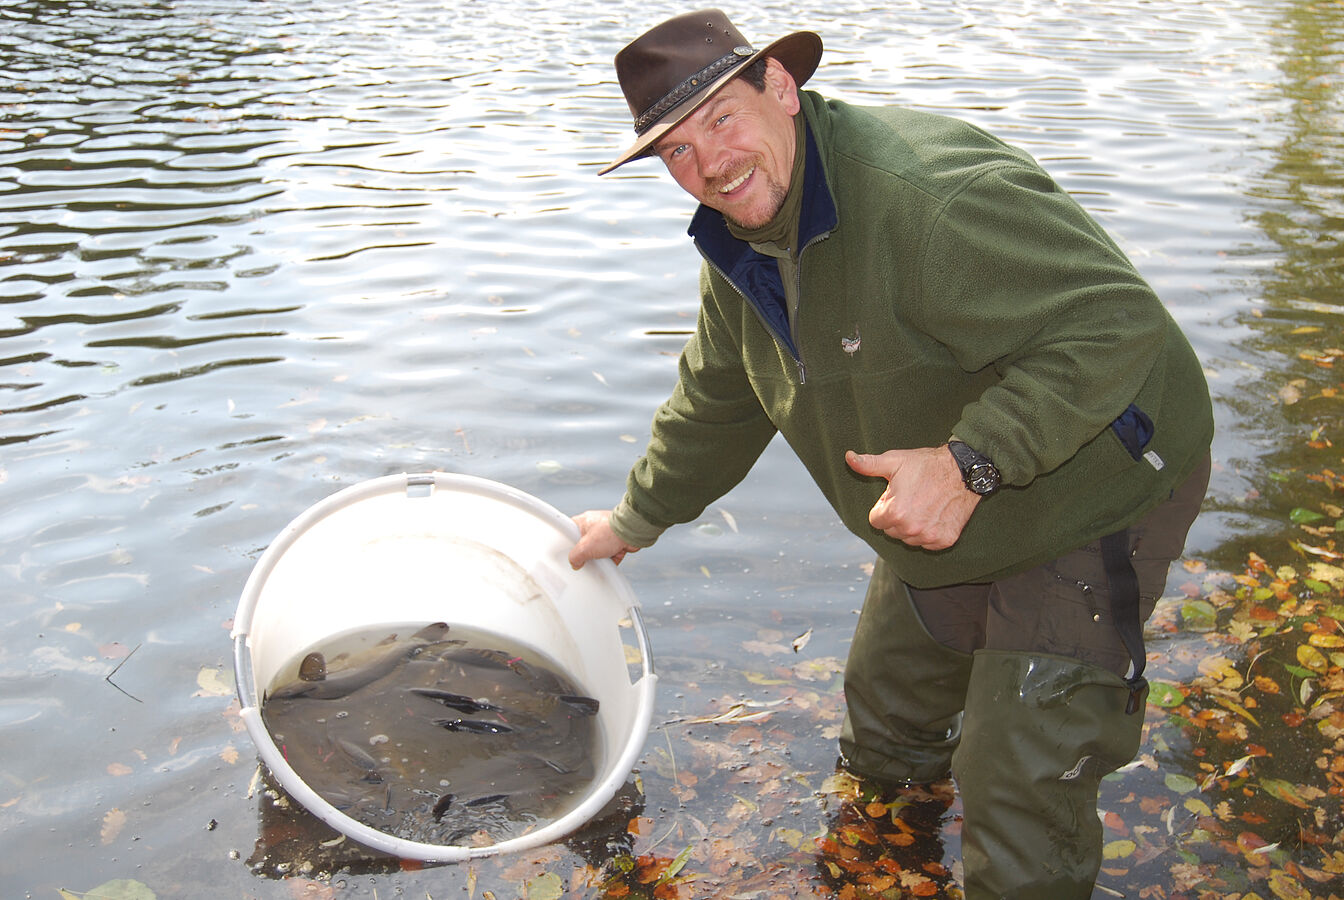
<box><xmin>335</xmin><ymin>738</ymin><xmax>377</xmax><ymax>769</ymax></box>
<box><xmin>409</xmin><ymin>688</ymin><xmax>501</xmax><ymax>714</ymax></box>
<box><xmin>435</xmin><ymin>717</ymin><xmax>514</xmax><ymax>735</ymax></box>
<box><xmin>269</xmin><ymin>622</ymin><xmax>451</xmax><ymax>701</ymax></box>
<box><xmin>431</xmin><ymin>792</ymin><xmax>454</xmax><ymax>821</ymax></box>
<box><xmin>464</xmin><ymin>793</ymin><xmax>508</xmax><ymax>807</ymax></box>
<box><xmin>437</xmin><ymin>646</ymin><xmax>521</xmax><ymax>671</ymax></box>
<box><xmin>557</xmin><ymin>694</ymin><xmax>600</xmax><ymax>716</ymax></box>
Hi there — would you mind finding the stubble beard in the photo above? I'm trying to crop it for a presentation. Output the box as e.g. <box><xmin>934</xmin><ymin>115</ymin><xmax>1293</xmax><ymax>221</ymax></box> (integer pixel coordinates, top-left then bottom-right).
<box><xmin>712</xmin><ymin>164</ymin><xmax>788</xmax><ymax>230</ymax></box>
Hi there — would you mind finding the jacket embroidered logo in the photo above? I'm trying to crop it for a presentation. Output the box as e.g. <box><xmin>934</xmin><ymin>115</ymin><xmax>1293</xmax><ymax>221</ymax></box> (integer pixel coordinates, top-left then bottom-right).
<box><xmin>841</xmin><ymin>328</ymin><xmax>861</xmax><ymax>356</ymax></box>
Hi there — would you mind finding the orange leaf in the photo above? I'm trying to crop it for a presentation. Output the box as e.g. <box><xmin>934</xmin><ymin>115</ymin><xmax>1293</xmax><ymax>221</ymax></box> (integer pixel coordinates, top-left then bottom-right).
<box><xmin>100</xmin><ymin>808</ymin><xmax>126</xmax><ymax>845</ymax></box>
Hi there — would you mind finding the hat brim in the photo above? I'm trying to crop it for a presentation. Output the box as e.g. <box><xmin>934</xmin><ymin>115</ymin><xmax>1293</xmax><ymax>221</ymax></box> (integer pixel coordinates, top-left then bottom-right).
<box><xmin>598</xmin><ymin>30</ymin><xmax>822</xmax><ymax>176</ymax></box>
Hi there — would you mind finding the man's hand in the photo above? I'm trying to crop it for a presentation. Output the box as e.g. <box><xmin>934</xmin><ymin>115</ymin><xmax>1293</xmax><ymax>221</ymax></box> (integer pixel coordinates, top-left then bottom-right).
<box><xmin>568</xmin><ymin>509</ymin><xmax>639</xmax><ymax>569</ymax></box>
<box><xmin>845</xmin><ymin>446</ymin><xmax>980</xmax><ymax>551</ymax></box>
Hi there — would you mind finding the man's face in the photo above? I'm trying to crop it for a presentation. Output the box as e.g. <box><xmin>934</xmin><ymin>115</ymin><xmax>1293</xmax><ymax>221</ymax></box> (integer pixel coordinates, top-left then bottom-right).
<box><xmin>653</xmin><ymin>58</ymin><xmax>801</xmax><ymax>229</ymax></box>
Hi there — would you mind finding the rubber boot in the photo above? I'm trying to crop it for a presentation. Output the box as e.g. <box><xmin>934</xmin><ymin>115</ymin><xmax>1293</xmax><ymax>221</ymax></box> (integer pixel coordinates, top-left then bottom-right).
<box><xmin>839</xmin><ymin>558</ymin><xmax>974</xmax><ymax>788</ymax></box>
<box><xmin>951</xmin><ymin>649</ymin><xmax>1147</xmax><ymax>900</ymax></box>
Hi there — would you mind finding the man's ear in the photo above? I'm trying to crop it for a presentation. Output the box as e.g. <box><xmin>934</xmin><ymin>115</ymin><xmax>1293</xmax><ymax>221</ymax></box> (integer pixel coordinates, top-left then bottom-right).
<box><xmin>765</xmin><ymin>57</ymin><xmax>802</xmax><ymax>115</ymax></box>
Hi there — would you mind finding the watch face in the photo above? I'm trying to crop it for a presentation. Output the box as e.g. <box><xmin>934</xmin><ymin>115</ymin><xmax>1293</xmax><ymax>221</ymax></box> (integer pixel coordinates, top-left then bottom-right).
<box><xmin>967</xmin><ymin>462</ymin><xmax>1000</xmax><ymax>495</ymax></box>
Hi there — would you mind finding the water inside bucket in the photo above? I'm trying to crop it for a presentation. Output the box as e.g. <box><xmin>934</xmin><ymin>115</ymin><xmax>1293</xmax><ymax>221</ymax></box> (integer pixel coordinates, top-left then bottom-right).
<box><xmin>260</xmin><ymin>620</ymin><xmax>603</xmax><ymax>847</ymax></box>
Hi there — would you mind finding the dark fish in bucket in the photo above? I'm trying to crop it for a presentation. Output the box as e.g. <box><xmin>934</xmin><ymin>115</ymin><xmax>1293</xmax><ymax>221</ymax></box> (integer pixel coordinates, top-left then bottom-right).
<box><xmin>268</xmin><ymin>622</ymin><xmax>451</xmax><ymax>701</ymax></box>
<box><xmin>435</xmin><ymin>717</ymin><xmax>514</xmax><ymax>735</ymax></box>
<box><xmin>409</xmin><ymin>688</ymin><xmax>501</xmax><ymax>715</ymax></box>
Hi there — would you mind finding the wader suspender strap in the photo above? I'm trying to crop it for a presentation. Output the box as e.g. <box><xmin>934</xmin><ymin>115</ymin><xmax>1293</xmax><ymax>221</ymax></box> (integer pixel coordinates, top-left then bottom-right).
<box><xmin>1101</xmin><ymin>528</ymin><xmax>1147</xmax><ymax>714</ymax></box>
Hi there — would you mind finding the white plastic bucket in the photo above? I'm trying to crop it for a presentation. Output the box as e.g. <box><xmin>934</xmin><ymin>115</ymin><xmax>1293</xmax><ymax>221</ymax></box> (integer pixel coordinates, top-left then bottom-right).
<box><xmin>231</xmin><ymin>472</ymin><xmax>657</xmax><ymax>862</ymax></box>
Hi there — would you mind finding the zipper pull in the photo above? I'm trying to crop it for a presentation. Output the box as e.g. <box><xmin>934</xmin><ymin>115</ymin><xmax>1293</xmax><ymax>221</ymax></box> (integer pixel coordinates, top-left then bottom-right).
<box><xmin>797</xmin><ymin>360</ymin><xmax>807</xmax><ymax>384</ymax></box>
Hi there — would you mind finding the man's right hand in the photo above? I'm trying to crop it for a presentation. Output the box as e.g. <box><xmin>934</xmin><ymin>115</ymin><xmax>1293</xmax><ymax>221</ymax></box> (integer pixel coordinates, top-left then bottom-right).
<box><xmin>568</xmin><ymin>509</ymin><xmax>639</xmax><ymax>569</ymax></box>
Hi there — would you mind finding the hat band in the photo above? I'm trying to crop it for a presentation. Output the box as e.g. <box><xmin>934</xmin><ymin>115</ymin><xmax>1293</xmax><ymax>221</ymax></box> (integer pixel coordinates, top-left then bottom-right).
<box><xmin>632</xmin><ymin>45</ymin><xmax>755</xmax><ymax>135</ymax></box>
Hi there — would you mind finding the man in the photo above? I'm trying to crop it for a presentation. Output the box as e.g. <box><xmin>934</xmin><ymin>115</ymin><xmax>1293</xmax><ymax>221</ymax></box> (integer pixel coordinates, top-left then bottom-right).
<box><xmin>569</xmin><ymin>10</ymin><xmax>1213</xmax><ymax>898</ymax></box>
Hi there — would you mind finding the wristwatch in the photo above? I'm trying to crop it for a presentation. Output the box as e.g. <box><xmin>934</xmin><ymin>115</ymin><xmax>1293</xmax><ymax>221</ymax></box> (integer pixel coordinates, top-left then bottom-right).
<box><xmin>947</xmin><ymin>440</ymin><xmax>1001</xmax><ymax>496</ymax></box>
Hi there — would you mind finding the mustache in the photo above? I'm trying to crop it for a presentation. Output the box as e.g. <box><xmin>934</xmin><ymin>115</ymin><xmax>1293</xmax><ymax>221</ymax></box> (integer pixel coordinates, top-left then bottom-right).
<box><xmin>708</xmin><ymin>156</ymin><xmax>762</xmax><ymax>193</ymax></box>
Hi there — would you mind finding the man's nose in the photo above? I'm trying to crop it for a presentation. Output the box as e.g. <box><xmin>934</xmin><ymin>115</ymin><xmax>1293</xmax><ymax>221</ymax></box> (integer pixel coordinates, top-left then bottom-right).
<box><xmin>697</xmin><ymin>138</ymin><xmax>732</xmax><ymax>179</ymax></box>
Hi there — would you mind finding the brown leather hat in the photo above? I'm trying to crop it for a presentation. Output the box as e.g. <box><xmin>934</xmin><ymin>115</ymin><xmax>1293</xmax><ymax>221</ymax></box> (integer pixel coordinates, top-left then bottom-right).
<box><xmin>600</xmin><ymin>10</ymin><xmax>822</xmax><ymax>175</ymax></box>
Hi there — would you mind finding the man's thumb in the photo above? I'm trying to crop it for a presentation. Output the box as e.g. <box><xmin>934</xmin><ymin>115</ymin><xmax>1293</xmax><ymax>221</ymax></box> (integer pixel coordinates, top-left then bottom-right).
<box><xmin>845</xmin><ymin>449</ymin><xmax>879</xmax><ymax>476</ymax></box>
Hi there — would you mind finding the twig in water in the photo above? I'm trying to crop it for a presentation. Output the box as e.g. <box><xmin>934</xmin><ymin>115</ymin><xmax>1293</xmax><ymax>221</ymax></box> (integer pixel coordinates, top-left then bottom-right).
<box><xmin>105</xmin><ymin>642</ymin><xmax>143</xmax><ymax>703</ymax></box>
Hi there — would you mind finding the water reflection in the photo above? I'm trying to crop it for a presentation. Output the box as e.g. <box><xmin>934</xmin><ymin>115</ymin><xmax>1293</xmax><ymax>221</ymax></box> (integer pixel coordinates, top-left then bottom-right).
<box><xmin>1202</xmin><ymin>0</ymin><xmax>1343</xmax><ymax>567</ymax></box>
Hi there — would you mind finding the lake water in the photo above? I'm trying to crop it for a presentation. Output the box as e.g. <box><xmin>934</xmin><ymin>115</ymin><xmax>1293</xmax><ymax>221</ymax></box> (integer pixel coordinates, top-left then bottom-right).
<box><xmin>1</xmin><ymin>0</ymin><xmax>1340</xmax><ymax>896</ymax></box>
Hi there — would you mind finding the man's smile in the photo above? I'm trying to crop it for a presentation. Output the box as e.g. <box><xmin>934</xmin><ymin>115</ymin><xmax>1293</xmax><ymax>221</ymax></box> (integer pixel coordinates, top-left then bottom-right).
<box><xmin>718</xmin><ymin>166</ymin><xmax>755</xmax><ymax>195</ymax></box>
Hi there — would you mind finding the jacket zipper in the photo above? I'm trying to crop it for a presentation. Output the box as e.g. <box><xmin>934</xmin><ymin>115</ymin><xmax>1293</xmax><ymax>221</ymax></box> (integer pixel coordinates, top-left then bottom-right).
<box><xmin>698</xmin><ymin>251</ymin><xmax>809</xmax><ymax>384</ymax></box>
<box><xmin>697</xmin><ymin>233</ymin><xmax>830</xmax><ymax>386</ymax></box>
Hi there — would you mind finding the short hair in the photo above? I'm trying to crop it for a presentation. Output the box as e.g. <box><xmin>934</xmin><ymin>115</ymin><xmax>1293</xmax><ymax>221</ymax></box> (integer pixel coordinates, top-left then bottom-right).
<box><xmin>736</xmin><ymin>57</ymin><xmax>768</xmax><ymax>91</ymax></box>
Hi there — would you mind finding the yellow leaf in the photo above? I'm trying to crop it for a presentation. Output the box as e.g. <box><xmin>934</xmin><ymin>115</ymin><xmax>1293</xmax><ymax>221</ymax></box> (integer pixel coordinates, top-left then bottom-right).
<box><xmin>819</xmin><ymin>772</ymin><xmax>860</xmax><ymax>797</ymax></box>
<box><xmin>1267</xmin><ymin>869</ymin><xmax>1311</xmax><ymax>900</ymax></box>
<box><xmin>1297</xmin><ymin>643</ymin><xmax>1329</xmax><ymax>674</ymax></box>
<box><xmin>101</xmin><ymin>807</ymin><xmax>127</xmax><ymax>845</ymax></box>
<box><xmin>1183</xmin><ymin>796</ymin><xmax>1213</xmax><ymax>817</ymax></box>
<box><xmin>1309</xmin><ymin>632</ymin><xmax>1344</xmax><ymax>648</ymax></box>
<box><xmin>220</xmin><ymin>745</ymin><xmax>239</xmax><ymax>765</ymax></box>
<box><xmin>1309</xmin><ymin>562</ymin><xmax>1344</xmax><ymax>589</ymax></box>
<box><xmin>64</xmin><ymin>622</ymin><xmax>81</xmax><ymax>633</ymax></box>
<box><xmin>1102</xmin><ymin>839</ymin><xmax>1136</xmax><ymax>859</ymax></box>
<box><xmin>1212</xmin><ymin>694</ymin><xmax>1260</xmax><ymax>727</ymax></box>
<box><xmin>106</xmin><ymin>762</ymin><xmax>133</xmax><ymax>777</ymax></box>
<box><xmin>524</xmin><ymin>872</ymin><xmax>563</xmax><ymax>900</ymax></box>
<box><xmin>195</xmin><ymin>667</ymin><xmax>233</xmax><ymax>697</ymax></box>
<box><xmin>1197</xmin><ymin>655</ymin><xmax>1243</xmax><ymax>688</ymax></box>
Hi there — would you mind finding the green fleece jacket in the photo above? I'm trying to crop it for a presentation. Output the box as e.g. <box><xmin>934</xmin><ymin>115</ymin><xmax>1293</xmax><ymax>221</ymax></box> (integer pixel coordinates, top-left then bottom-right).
<box><xmin>611</xmin><ymin>91</ymin><xmax>1213</xmax><ymax>588</ymax></box>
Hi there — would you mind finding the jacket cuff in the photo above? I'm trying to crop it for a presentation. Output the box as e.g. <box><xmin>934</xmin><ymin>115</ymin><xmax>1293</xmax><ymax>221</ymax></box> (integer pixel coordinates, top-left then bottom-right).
<box><xmin>609</xmin><ymin>496</ymin><xmax>666</xmax><ymax>549</ymax></box>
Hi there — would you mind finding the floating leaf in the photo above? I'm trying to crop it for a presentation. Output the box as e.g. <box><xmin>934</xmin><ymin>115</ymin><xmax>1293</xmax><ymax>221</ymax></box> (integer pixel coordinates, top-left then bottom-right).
<box><xmin>1180</xmin><ymin>599</ymin><xmax>1217</xmax><ymax>631</ymax></box>
<box><xmin>1259</xmin><ymin>778</ymin><xmax>1311</xmax><ymax>809</ymax></box>
<box><xmin>659</xmin><ymin>843</ymin><xmax>694</xmax><ymax>884</ymax></box>
<box><xmin>71</xmin><ymin>880</ymin><xmax>156</xmax><ymax>900</ymax></box>
<box><xmin>101</xmin><ymin>808</ymin><xmax>127</xmax><ymax>845</ymax></box>
<box><xmin>195</xmin><ymin>667</ymin><xmax>233</xmax><ymax>697</ymax></box>
<box><xmin>1267</xmin><ymin>869</ymin><xmax>1311</xmax><ymax>900</ymax></box>
<box><xmin>1213</xmin><ymin>695</ymin><xmax>1261</xmax><ymax>727</ymax></box>
<box><xmin>1102</xmin><ymin>839</ymin><xmax>1136</xmax><ymax>859</ymax></box>
<box><xmin>1290</xmin><ymin>507</ymin><xmax>1326</xmax><ymax>524</ymax></box>
<box><xmin>1148</xmin><ymin>681</ymin><xmax>1185</xmax><ymax>708</ymax></box>
<box><xmin>525</xmin><ymin>872</ymin><xmax>563</xmax><ymax>900</ymax></box>
<box><xmin>1308</xmin><ymin>632</ymin><xmax>1344</xmax><ymax>648</ymax></box>
<box><xmin>1296</xmin><ymin>643</ymin><xmax>1329</xmax><ymax>674</ymax></box>
<box><xmin>1183</xmin><ymin>797</ymin><xmax>1213</xmax><ymax>817</ymax></box>
<box><xmin>1164</xmin><ymin>772</ymin><xmax>1198</xmax><ymax>794</ymax></box>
